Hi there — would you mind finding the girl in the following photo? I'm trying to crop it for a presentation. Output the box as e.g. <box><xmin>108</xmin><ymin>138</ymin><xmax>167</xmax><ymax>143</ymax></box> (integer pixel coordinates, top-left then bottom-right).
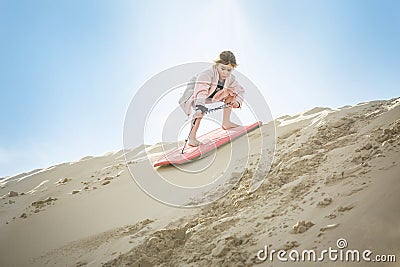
<box><xmin>184</xmin><ymin>51</ymin><xmax>245</xmax><ymax>146</ymax></box>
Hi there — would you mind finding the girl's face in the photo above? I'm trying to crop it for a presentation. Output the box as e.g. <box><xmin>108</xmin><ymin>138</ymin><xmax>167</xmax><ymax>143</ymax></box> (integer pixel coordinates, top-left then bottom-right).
<box><xmin>217</xmin><ymin>63</ymin><xmax>234</xmax><ymax>80</ymax></box>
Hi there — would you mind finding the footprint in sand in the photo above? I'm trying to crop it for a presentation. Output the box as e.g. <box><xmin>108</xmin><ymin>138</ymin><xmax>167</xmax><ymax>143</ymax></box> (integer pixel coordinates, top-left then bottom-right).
<box><xmin>317</xmin><ymin>197</ymin><xmax>332</xmax><ymax>207</ymax></box>
<box><xmin>325</xmin><ymin>204</ymin><xmax>355</xmax><ymax>220</ymax></box>
<box><xmin>278</xmin><ymin>240</ymin><xmax>300</xmax><ymax>251</ymax></box>
<box><xmin>55</xmin><ymin>178</ymin><xmax>71</xmax><ymax>185</ymax></box>
<box><xmin>320</xmin><ymin>223</ymin><xmax>339</xmax><ymax>232</ymax></box>
<box><xmin>101</xmin><ymin>180</ymin><xmax>111</xmax><ymax>186</ymax></box>
<box><xmin>31</xmin><ymin>197</ymin><xmax>58</xmax><ymax>213</ymax></box>
<box><xmin>337</xmin><ymin>204</ymin><xmax>355</xmax><ymax>213</ymax></box>
<box><xmin>7</xmin><ymin>191</ymin><xmax>19</xmax><ymax>197</ymax></box>
<box><xmin>292</xmin><ymin>220</ymin><xmax>315</xmax><ymax>234</ymax></box>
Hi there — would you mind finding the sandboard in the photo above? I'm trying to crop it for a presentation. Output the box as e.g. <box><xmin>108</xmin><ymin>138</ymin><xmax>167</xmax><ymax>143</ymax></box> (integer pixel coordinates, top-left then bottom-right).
<box><xmin>153</xmin><ymin>121</ymin><xmax>262</xmax><ymax>167</ymax></box>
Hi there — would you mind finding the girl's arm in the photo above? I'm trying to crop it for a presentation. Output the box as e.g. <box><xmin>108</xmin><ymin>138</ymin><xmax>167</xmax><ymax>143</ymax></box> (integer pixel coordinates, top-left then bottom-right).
<box><xmin>230</xmin><ymin>77</ymin><xmax>245</xmax><ymax>108</ymax></box>
<box><xmin>193</xmin><ymin>72</ymin><xmax>212</xmax><ymax>107</ymax></box>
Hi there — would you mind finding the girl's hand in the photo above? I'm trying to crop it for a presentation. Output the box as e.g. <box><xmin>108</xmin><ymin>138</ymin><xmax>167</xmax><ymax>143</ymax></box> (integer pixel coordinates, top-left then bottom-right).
<box><xmin>193</xmin><ymin>110</ymin><xmax>204</xmax><ymax>119</ymax></box>
<box><xmin>230</xmin><ymin>101</ymin><xmax>240</xmax><ymax>108</ymax></box>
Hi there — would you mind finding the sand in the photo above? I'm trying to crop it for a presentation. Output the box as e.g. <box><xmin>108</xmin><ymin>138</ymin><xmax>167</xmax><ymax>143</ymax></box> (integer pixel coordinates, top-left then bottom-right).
<box><xmin>1</xmin><ymin>97</ymin><xmax>399</xmax><ymax>266</ymax></box>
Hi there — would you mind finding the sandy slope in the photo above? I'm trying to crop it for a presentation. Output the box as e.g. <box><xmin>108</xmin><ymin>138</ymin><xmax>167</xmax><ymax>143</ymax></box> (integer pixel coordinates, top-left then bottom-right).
<box><xmin>1</xmin><ymin>97</ymin><xmax>399</xmax><ymax>266</ymax></box>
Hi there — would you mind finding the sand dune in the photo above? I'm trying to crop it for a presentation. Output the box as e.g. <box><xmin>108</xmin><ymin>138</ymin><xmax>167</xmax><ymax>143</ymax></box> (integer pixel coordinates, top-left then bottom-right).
<box><xmin>1</xmin><ymin>97</ymin><xmax>399</xmax><ymax>266</ymax></box>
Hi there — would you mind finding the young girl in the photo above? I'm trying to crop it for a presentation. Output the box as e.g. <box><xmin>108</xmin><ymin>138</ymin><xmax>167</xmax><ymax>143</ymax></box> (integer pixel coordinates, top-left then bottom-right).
<box><xmin>185</xmin><ymin>51</ymin><xmax>245</xmax><ymax>146</ymax></box>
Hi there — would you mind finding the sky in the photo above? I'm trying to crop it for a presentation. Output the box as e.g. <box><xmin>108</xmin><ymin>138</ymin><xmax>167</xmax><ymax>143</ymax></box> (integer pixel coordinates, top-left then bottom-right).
<box><xmin>1</xmin><ymin>0</ymin><xmax>399</xmax><ymax>177</ymax></box>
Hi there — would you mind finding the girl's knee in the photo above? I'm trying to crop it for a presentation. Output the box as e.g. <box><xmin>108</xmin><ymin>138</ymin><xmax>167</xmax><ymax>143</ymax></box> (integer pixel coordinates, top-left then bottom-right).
<box><xmin>224</xmin><ymin>96</ymin><xmax>234</xmax><ymax>103</ymax></box>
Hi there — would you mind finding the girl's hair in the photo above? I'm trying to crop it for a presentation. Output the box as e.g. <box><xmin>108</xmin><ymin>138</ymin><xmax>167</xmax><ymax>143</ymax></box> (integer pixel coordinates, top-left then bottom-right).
<box><xmin>214</xmin><ymin>51</ymin><xmax>238</xmax><ymax>68</ymax></box>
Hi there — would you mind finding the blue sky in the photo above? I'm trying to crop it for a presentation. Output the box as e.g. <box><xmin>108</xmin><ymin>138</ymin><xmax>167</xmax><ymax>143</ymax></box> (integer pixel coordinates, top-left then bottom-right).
<box><xmin>1</xmin><ymin>0</ymin><xmax>399</xmax><ymax>177</ymax></box>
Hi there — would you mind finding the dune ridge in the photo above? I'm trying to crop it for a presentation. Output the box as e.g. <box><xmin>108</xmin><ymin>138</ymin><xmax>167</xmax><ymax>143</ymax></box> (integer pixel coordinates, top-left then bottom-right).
<box><xmin>0</xmin><ymin>97</ymin><xmax>399</xmax><ymax>266</ymax></box>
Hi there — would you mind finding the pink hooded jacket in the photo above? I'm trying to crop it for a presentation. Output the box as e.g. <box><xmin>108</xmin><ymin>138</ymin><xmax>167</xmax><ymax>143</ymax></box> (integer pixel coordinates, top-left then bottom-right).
<box><xmin>180</xmin><ymin>64</ymin><xmax>245</xmax><ymax>116</ymax></box>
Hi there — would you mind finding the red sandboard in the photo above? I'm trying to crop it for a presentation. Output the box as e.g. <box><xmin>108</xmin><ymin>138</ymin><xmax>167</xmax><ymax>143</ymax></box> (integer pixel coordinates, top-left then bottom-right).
<box><xmin>153</xmin><ymin>121</ymin><xmax>262</xmax><ymax>167</ymax></box>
